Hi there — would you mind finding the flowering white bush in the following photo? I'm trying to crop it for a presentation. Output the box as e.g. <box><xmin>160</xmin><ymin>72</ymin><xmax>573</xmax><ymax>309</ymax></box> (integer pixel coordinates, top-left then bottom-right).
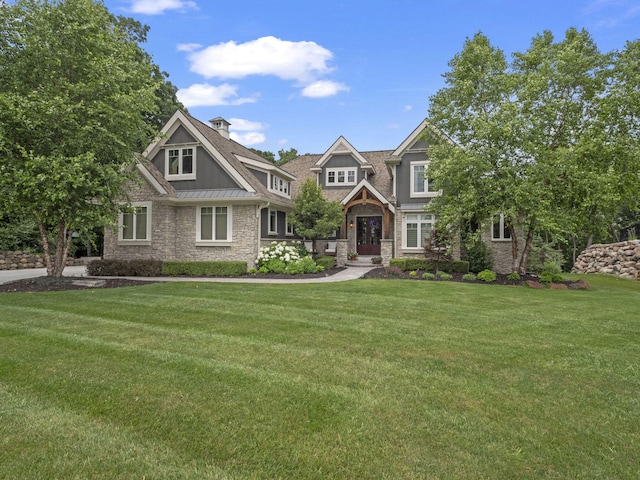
<box><xmin>255</xmin><ymin>241</ymin><xmax>318</xmax><ymax>274</ymax></box>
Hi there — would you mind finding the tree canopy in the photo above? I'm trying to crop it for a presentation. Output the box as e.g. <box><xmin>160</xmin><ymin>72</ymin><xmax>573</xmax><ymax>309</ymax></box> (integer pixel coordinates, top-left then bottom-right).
<box><xmin>426</xmin><ymin>29</ymin><xmax>640</xmax><ymax>273</ymax></box>
<box><xmin>250</xmin><ymin>147</ymin><xmax>299</xmax><ymax>166</ymax></box>
<box><xmin>289</xmin><ymin>179</ymin><xmax>343</xmax><ymax>252</ymax></box>
<box><xmin>0</xmin><ymin>0</ymin><xmax>163</xmax><ymax>276</ymax></box>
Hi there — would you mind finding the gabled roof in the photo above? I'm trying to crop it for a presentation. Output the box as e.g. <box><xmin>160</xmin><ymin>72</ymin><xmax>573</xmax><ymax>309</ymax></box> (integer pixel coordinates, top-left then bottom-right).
<box><xmin>387</xmin><ymin>118</ymin><xmax>454</xmax><ymax>164</ymax></box>
<box><xmin>283</xmin><ymin>150</ymin><xmax>393</xmax><ymax>203</ymax></box>
<box><xmin>140</xmin><ymin>110</ymin><xmax>293</xmax><ymax>207</ymax></box>
<box><xmin>314</xmin><ymin>136</ymin><xmax>375</xmax><ymax>173</ymax></box>
<box><xmin>342</xmin><ymin>179</ymin><xmax>396</xmax><ymax>213</ymax></box>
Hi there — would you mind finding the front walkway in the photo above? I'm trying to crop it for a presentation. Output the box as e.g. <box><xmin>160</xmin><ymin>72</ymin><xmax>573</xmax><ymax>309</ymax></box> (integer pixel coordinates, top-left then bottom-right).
<box><xmin>0</xmin><ymin>265</ymin><xmax>378</xmax><ymax>285</ymax></box>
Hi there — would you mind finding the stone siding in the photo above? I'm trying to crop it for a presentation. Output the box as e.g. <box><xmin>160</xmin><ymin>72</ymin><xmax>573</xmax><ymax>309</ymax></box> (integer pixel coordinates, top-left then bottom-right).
<box><xmin>106</xmin><ymin>203</ymin><xmax>259</xmax><ymax>270</ymax></box>
<box><xmin>572</xmin><ymin>240</ymin><xmax>640</xmax><ymax>280</ymax></box>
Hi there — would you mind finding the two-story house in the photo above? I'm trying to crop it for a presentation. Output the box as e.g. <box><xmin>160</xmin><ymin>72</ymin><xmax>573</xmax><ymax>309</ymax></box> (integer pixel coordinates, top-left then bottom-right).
<box><xmin>104</xmin><ymin>110</ymin><xmax>513</xmax><ymax>271</ymax></box>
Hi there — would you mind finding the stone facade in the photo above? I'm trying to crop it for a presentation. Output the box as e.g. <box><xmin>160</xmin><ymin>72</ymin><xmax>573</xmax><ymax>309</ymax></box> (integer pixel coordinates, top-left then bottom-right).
<box><xmin>572</xmin><ymin>240</ymin><xmax>640</xmax><ymax>280</ymax></box>
<box><xmin>105</xmin><ymin>203</ymin><xmax>260</xmax><ymax>269</ymax></box>
<box><xmin>0</xmin><ymin>251</ymin><xmax>80</xmax><ymax>270</ymax></box>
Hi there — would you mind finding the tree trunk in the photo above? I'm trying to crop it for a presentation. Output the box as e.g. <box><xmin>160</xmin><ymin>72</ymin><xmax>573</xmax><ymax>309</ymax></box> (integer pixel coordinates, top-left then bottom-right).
<box><xmin>510</xmin><ymin>225</ymin><xmax>519</xmax><ymax>274</ymax></box>
<box><xmin>38</xmin><ymin>219</ymin><xmax>72</xmax><ymax>277</ymax></box>
<box><xmin>518</xmin><ymin>228</ymin><xmax>535</xmax><ymax>275</ymax></box>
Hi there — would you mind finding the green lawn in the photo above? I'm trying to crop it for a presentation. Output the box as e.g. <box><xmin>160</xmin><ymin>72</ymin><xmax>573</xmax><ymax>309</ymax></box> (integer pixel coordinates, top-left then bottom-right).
<box><xmin>1</xmin><ymin>275</ymin><xmax>639</xmax><ymax>479</ymax></box>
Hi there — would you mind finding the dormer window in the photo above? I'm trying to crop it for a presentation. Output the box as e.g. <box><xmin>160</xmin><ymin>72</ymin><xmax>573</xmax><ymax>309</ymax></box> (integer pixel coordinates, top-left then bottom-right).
<box><xmin>165</xmin><ymin>145</ymin><xmax>196</xmax><ymax>180</ymax></box>
<box><xmin>269</xmin><ymin>173</ymin><xmax>290</xmax><ymax>198</ymax></box>
<box><xmin>326</xmin><ymin>167</ymin><xmax>357</xmax><ymax>186</ymax></box>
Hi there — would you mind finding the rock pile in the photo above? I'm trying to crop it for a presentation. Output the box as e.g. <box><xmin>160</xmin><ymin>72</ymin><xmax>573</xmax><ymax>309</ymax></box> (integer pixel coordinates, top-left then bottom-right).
<box><xmin>0</xmin><ymin>251</ymin><xmax>80</xmax><ymax>270</ymax></box>
<box><xmin>572</xmin><ymin>240</ymin><xmax>640</xmax><ymax>280</ymax></box>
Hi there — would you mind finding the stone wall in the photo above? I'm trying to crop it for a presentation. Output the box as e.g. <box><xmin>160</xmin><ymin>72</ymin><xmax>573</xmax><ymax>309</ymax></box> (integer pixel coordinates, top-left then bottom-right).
<box><xmin>572</xmin><ymin>240</ymin><xmax>640</xmax><ymax>280</ymax></box>
<box><xmin>0</xmin><ymin>251</ymin><xmax>81</xmax><ymax>270</ymax></box>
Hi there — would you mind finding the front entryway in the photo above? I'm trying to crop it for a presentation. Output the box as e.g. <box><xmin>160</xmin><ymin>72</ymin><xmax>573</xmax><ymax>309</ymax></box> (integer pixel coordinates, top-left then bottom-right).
<box><xmin>356</xmin><ymin>216</ymin><xmax>382</xmax><ymax>255</ymax></box>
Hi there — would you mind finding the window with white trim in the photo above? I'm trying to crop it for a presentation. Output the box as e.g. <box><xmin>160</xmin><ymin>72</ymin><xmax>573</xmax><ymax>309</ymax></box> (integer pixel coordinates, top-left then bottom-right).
<box><xmin>197</xmin><ymin>206</ymin><xmax>231</xmax><ymax>243</ymax></box>
<box><xmin>491</xmin><ymin>213</ymin><xmax>512</xmax><ymax>241</ymax></box>
<box><xmin>269</xmin><ymin>173</ymin><xmax>290</xmax><ymax>197</ymax></box>
<box><xmin>410</xmin><ymin>161</ymin><xmax>436</xmax><ymax>197</ymax></box>
<box><xmin>268</xmin><ymin>209</ymin><xmax>278</xmax><ymax>234</ymax></box>
<box><xmin>403</xmin><ymin>213</ymin><xmax>436</xmax><ymax>249</ymax></box>
<box><xmin>286</xmin><ymin>214</ymin><xmax>294</xmax><ymax>235</ymax></box>
<box><xmin>119</xmin><ymin>202</ymin><xmax>151</xmax><ymax>242</ymax></box>
<box><xmin>326</xmin><ymin>167</ymin><xmax>357</xmax><ymax>186</ymax></box>
<box><xmin>166</xmin><ymin>145</ymin><xmax>196</xmax><ymax>180</ymax></box>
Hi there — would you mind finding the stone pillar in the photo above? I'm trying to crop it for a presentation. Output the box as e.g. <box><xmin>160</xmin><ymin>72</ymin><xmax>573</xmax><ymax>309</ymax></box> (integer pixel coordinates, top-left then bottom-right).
<box><xmin>336</xmin><ymin>239</ymin><xmax>348</xmax><ymax>266</ymax></box>
<box><xmin>381</xmin><ymin>239</ymin><xmax>393</xmax><ymax>267</ymax></box>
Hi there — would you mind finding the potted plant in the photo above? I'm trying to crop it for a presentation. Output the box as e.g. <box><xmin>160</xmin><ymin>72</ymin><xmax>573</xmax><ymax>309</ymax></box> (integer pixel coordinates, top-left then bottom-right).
<box><xmin>371</xmin><ymin>256</ymin><xmax>383</xmax><ymax>265</ymax></box>
<box><xmin>347</xmin><ymin>251</ymin><xmax>358</xmax><ymax>261</ymax></box>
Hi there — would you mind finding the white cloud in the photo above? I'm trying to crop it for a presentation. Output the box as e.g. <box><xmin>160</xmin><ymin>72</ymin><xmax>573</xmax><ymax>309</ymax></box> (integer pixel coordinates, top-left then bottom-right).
<box><xmin>186</xmin><ymin>36</ymin><xmax>334</xmax><ymax>83</ymax></box>
<box><xmin>583</xmin><ymin>0</ymin><xmax>640</xmax><ymax>27</ymax></box>
<box><xmin>176</xmin><ymin>83</ymin><xmax>257</xmax><ymax>107</ymax></box>
<box><xmin>230</xmin><ymin>131</ymin><xmax>266</xmax><ymax>145</ymax></box>
<box><xmin>128</xmin><ymin>0</ymin><xmax>197</xmax><ymax>15</ymax></box>
<box><xmin>404</xmin><ymin>105</ymin><xmax>413</xmax><ymax>112</ymax></box>
<box><xmin>301</xmin><ymin>80</ymin><xmax>349</xmax><ymax>98</ymax></box>
<box><xmin>228</xmin><ymin>118</ymin><xmax>266</xmax><ymax>131</ymax></box>
<box><xmin>177</xmin><ymin>43</ymin><xmax>202</xmax><ymax>52</ymax></box>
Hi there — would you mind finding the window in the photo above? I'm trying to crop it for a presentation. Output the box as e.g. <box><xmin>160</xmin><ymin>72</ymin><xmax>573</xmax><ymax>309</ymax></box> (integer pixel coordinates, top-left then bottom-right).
<box><xmin>119</xmin><ymin>202</ymin><xmax>151</xmax><ymax>243</ymax></box>
<box><xmin>492</xmin><ymin>213</ymin><xmax>511</xmax><ymax>241</ymax></box>
<box><xmin>166</xmin><ymin>145</ymin><xmax>196</xmax><ymax>180</ymax></box>
<box><xmin>286</xmin><ymin>214</ymin><xmax>294</xmax><ymax>236</ymax></box>
<box><xmin>410</xmin><ymin>161</ymin><xmax>436</xmax><ymax>197</ymax></box>
<box><xmin>197</xmin><ymin>206</ymin><xmax>231</xmax><ymax>243</ymax></box>
<box><xmin>403</xmin><ymin>213</ymin><xmax>435</xmax><ymax>249</ymax></box>
<box><xmin>326</xmin><ymin>168</ymin><xmax>357</xmax><ymax>186</ymax></box>
<box><xmin>269</xmin><ymin>174</ymin><xmax>290</xmax><ymax>197</ymax></box>
<box><xmin>268</xmin><ymin>209</ymin><xmax>278</xmax><ymax>234</ymax></box>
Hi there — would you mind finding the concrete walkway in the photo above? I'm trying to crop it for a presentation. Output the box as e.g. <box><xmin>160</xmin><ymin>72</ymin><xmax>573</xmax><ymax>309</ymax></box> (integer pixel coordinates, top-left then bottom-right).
<box><xmin>0</xmin><ymin>264</ymin><xmax>377</xmax><ymax>285</ymax></box>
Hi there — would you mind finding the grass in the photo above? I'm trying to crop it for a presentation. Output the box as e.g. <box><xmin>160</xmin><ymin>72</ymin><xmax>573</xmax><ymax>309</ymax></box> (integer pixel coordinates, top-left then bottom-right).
<box><xmin>1</xmin><ymin>275</ymin><xmax>639</xmax><ymax>479</ymax></box>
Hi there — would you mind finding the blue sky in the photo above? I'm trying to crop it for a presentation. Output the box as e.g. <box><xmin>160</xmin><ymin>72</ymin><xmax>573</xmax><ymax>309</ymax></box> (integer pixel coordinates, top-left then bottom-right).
<box><xmin>103</xmin><ymin>0</ymin><xmax>640</xmax><ymax>155</ymax></box>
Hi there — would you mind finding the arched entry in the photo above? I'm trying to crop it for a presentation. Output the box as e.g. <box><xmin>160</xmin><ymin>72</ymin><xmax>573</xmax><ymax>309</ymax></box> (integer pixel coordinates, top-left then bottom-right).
<box><xmin>356</xmin><ymin>216</ymin><xmax>382</xmax><ymax>255</ymax></box>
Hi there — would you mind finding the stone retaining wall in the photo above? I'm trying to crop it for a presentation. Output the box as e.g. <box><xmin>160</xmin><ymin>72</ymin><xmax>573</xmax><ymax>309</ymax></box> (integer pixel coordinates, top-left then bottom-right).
<box><xmin>572</xmin><ymin>240</ymin><xmax>640</xmax><ymax>280</ymax></box>
<box><xmin>0</xmin><ymin>251</ymin><xmax>82</xmax><ymax>270</ymax></box>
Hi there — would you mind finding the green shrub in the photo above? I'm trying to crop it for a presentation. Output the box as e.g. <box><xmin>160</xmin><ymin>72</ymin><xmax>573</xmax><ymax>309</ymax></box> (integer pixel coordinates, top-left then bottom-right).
<box><xmin>462</xmin><ymin>273</ymin><xmax>477</xmax><ymax>281</ymax></box>
<box><xmin>528</xmin><ymin>236</ymin><xmax>566</xmax><ymax>273</ymax></box>
<box><xmin>462</xmin><ymin>237</ymin><xmax>493</xmax><ymax>273</ymax></box>
<box><xmin>436</xmin><ymin>271</ymin><xmax>453</xmax><ymax>280</ymax></box>
<box><xmin>87</xmin><ymin>259</ymin><xmax>163</xmax><ymax>276</ymax></box>
<box><xmin>507</xmin><ymin>272</ymin><xmax>521</xmax><ymax>281</ymax></box>
<box><xmin>477</xmin><ymin>269</ymin><xmax>497</xmax><ymax>283</ymax></box>
<box><xmin>449</xmin><ymin>260</ymin><xmax>470</xmax><ymax>273</ymax></box>
<box><xmin>162</xmin><ymin>261</ymin><xmax>247</xmax><ymax>277</ymax></box>
<box><xmin>315</xmin><ymin>255</ymin><xmax>335</xmax><ymax>270</ymax></box>
<box><xmin>406</xmin><ymin>258</ymin><xmax>434</xmax><ymax>271</ymax></box>
<box><xmin>539</xmin><ymin>261</ymin><xmax>564</xmax><ymax>283</ymax></box>
<box><xmin>409</xmin><ymin>270</ymin><xmax>417</xmax><ymax>277</ymax></box>
<box><xmin>422</xmin><ymin>272</ymin><xmax>435</xmax><ymax>280</ymax></box>
<box><xmin>389</xmin><ymin>258</ymin><xmax>407</xmax><ymax>270</ymax></box>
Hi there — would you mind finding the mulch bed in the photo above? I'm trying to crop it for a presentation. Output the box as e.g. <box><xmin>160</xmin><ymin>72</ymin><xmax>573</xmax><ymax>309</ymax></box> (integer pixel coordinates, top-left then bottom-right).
<box><xmin>0</xmin><ymin>267</ymin><xmax>586</xmax><ymax>293</ymax></box>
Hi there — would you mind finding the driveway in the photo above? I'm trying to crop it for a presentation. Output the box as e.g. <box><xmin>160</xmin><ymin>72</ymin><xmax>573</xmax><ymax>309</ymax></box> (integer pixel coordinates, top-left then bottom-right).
<box><xmin>0</xmin><ymin>266</ymin><xmax>87</xmax><ymax>285</ymax></box>
<box><xmin>0</xmin><ymin>265</ymin><xmax>376</xmax><ymax>285</ymax></box>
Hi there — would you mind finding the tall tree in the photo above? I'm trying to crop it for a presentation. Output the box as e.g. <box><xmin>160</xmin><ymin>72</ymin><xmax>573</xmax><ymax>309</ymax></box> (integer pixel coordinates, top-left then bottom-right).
<box><xmin>289</xmin><ymin>179</ymin><xmax>343</xmax><ymax>253</ymax></box>
<box><xmin>0</xmin><ymin>0</ymin><xmax>161</xmax><ymax>276</ymax></box>
<box><xmin>426</xmin><ymin>29</ymin><xmax>640</xmax><ymax>273</ymax></box>
<box><xmin>276</xmin><ymin>148</ymin><xmax>298</xmax><ymax>166</ymax></box>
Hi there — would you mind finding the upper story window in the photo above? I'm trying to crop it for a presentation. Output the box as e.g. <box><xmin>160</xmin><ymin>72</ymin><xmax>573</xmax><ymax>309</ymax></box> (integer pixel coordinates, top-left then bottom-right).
<box><xmin>492</xmin><ymin>213</ymin><xmax>512</xmax><ymax>241</ymax></box>
<box><xmin>166</xmin><ymin>145</ymin><xmax>196</xmax><ymax>180</ymax></box>
<box><xmin>326</xmin><ymin>167</ymin><xmax>357</xmax><ymax>186</ymax></box>
<box><xmin>118</xmin><ymin>202</ymin><xmax>151</xmax><ymax>244</ymax></box>
<box><xmin>269</xmin><ymin>173</ymin><xmax>290</xmax><ymax>198</ymax></box>
<box><xmin>410</xmin><ymin>161</ymin><xmax>437</xmax><ymax>198</ymax></box>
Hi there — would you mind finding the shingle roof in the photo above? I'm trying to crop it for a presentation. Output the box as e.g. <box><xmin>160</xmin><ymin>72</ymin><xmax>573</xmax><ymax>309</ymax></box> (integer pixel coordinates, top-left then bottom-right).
<box><xmin>282</xmin><ymin>150</ymin><xmax>394</xmax><ymax>203</ymax></box>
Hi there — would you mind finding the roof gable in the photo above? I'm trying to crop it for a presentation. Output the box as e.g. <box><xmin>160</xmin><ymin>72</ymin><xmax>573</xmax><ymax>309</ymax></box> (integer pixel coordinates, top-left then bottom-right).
<box><xmin>341</xmin><ymin>179</ymin><xmax>395</xmax><ymax>213</ymax></box>
<box><xmin>142</xmin><ymin>110</ymin><xmax>256</xmax><ymax>193</ymax></box>
<box><xmin>314</xmin><ymin>136</ymin><xmax>375</xmax><ymax>172</ymax></box>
